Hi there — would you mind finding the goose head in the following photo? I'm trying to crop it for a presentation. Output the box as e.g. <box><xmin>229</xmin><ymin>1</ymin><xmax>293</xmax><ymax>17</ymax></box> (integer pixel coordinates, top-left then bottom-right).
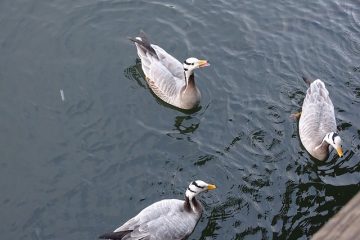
<box><xmin>183</xmin><ymin>58</ymin><xmax>210</xmax><ymax>74</ymax></box>
<box><xmin>185</xmin><ymin>180</ymin><xmax>216</xmax><ymax>201</ymax></box>
<box><xmin>323</xmin><ymin>132</ymin><xmax>343</xmax><ymax>157</ymax></box>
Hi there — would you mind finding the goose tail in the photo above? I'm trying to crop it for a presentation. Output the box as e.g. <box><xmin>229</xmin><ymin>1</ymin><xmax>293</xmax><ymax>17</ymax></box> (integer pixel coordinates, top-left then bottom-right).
<box><xmin>129</xmin><ymin>31</ymin><xmax>158</xmax><ymax>59</ymax></box>
<box><xmin>99</xmin><ymin>230</ymin><xmax>132</xmax><ymax>239</ymax></box>
<box><xmin>302</xmin><ymin>76</ymin><xmax>313</xmax><ymax>86</ymax></box>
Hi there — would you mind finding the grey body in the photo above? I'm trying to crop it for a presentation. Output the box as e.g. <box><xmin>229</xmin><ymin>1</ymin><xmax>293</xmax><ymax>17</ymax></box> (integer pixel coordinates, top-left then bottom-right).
<box><xmin>101</xmin><ymin>199</ymin><xmax>201</xmax><ymax>240</ymax></box>
<box><xmin>299</xmin><ymin>79</ymin><xmax>337</xmax><ymax>160</ymax></box>
<box><xmin>130</xmin><ymin>32</ymin><xmax>201</xmax><ymax>109</ymax></box>
<box><xmin>99</xmin><ymin>180</ymin><xmax>217</xmax><ymax>240</ymax></box>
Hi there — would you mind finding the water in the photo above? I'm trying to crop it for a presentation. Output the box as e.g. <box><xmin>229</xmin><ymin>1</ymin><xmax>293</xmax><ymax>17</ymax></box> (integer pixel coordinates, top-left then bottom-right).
<box><xmin>0</xmin><ymin>0</ymin><xmax>359</xmax><ymax>239</ymax></box>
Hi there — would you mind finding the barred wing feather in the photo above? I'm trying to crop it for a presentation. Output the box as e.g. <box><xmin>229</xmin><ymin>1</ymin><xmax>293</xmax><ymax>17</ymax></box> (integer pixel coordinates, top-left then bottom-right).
<box><xmin>112</xmin><ymin>199</ymin><xmax>199</xmax><ymax>240</ymax></box>
<box><xmin>299</xmin><ymin>80</ymin><xmax>337</xmax><ymax>150</ymax></box>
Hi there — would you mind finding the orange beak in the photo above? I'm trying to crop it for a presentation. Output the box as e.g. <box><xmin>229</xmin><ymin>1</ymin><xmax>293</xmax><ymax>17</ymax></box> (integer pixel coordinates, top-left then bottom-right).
<box><xmin>198</xmin><ymin>60</ymin><xmax>210</xmax><ymax>68</ymax></box>
<box><xmin>336</xmin><ymin>147</ymin><xmax>343</xmax><ymax>158</ymax></box>
<box><xmin>207</xmin><ymin>184</ymin><xmax>217</xmax><ymax>190</ymax></box>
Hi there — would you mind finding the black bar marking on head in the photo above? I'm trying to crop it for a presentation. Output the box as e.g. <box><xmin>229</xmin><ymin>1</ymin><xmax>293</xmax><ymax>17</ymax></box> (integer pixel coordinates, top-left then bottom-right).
<box><xmin>192</xmin><ymin>181</ymin><xmax>205</xmax><ymax>189</ymax></box>
<box><xmin>332</xmin><ymin>133</ymin><xmax>338</xmax><ymax>144</ymax></box>
<box><xmin>187</xmin><ymin>187</ymin><xmax>196</xmax><ymax>193</ymax></box>
<box><xmin>184</xmin><ymin>60</ymin><xmax>194</xmax><ymax>65</ymax></box>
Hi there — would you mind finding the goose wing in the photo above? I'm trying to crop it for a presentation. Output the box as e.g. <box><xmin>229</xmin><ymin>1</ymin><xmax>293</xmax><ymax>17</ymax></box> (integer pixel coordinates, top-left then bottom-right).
<box><xmin>100</xmin><ymin>199</ymin><xmax>199</xmax><ymax>240</ymax></box>
<box><xmin>147</xmin><ymin>59</ymin><xmax>184</xmax><ymax>103</ymax></box>
<box><xmin>299</xmin><ymin>80</ymin><xmax>337</xmax><ymax>144</ymax></box>
<box><xmin>131</xmin><ymin>43</ymin><xmax>184</xmax><ymax>102</ymax></box>
<box><xmin>152</xmin><ymin>45</ymin><xmax>184</xmax><ymax>80</ymax></box>
<box><xmin>129</xmin><ymin>31</ymin><xmax>184</xmax><ymax>82</ymax></box>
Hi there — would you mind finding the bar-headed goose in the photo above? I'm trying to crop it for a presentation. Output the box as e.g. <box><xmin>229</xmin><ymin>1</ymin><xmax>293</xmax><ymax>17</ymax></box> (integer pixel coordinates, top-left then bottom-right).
<box><xmin>99</xmin><ymin>180</ymin><xmax>216</xmax><ymax>240</ymax></box>
<box><xmin>129</xmin><ymin>31</ymin><xmax>209</xmax><ymax>110</ymax></box>
<box><xmin>295</xmin><ymin>77</ymin><xmax>344</xmax><ymax>160</ymax></box>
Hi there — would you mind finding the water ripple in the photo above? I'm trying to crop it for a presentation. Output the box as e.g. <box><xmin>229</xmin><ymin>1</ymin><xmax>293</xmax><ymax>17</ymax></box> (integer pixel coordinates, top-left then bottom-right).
<box><xmin>1</xmin><ymin>0</ymin><xmax>360</xmax><ymax>240</ymax></box>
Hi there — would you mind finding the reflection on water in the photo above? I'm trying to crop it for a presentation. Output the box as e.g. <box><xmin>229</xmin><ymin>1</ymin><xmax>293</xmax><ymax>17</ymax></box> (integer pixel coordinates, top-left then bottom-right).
<box><xmin>124</xmin><ymin>59</ymin><xmax>147</xmax><ymax>89</ymax></box>
<box><xmin>0</xmin><ymin>0</ymin><xmax>360</xmax><ymax>240</ymax></box>
<box><xmin>173</xmin><ymin>115</ymin><xmax>200</xmax><ymax>134</ymax></box>
<box><xmin>194</xmin><ymin>155</ymin><xmax>216</xmax><ymax>166</ymax></box>
<box><xmin>272</xmin><ymin>180</ymin><xmax>359</xmax><ymax>239</ymax></box>
<box><xmin>224</xmin><ymin>131</ymin><xmax>245</xmax><ymax>153</ymax></box>
<box><xmin>167</xmin><ymin>115</ymin><xmax>201</xmax><ymax>141</ymax></box>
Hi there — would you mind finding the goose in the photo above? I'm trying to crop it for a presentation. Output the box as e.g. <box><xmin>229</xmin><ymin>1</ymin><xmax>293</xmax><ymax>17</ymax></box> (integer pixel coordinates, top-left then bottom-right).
<box><xmin>294</xmin><ymin>77</ymin><xmax>343</xmax><ymax>160</ymax></box>
<box><xmin>129</xmin><ymin>31</ymin><xmax>209</xmax><ymax>110</ymax></box>
<box><xmin>99</xmin><ymin>180</ymin><xmax>217</xmax><ymax>240</ymax></box>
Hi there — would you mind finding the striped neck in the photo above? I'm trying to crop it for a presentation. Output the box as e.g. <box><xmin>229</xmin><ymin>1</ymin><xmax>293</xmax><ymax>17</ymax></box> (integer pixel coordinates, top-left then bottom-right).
<box><xmin>184</xmin><ymin>195</ymin><xmax>202</xmax><ymax>213</ymax></box>
<box><xmin>316</xmin><ymin>132</ymin><xmax>336</xmax><ymax>150</ymax></box>
<box><xmin>184</xmin><ymin>69</ymin><xmax>195</xmax><ymax>87</ymax></box>
<box><xmin>183</xmin><ymin>180</ymin><xmax>215</xmax><ymax>213</ymax></box>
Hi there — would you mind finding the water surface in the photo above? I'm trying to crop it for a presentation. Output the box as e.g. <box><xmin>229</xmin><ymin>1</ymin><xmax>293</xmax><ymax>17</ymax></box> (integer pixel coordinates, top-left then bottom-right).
<box><xmin>0</xmin><ymin>0</ymin><xmax>360</xmax><ymax>239</ymax></box>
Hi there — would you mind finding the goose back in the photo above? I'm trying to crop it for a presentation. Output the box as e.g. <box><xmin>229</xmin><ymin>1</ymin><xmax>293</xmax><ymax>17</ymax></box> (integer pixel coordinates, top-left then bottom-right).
<box><xmin>299</xmin><ymin>79</ymin><xmax>337</xmax><ymax>159</ymax></box>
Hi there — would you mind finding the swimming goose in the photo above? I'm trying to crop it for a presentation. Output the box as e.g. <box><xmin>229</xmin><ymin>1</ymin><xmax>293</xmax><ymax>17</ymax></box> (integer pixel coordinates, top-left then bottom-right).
<box><xmin>129</xmin><ymin>31</ymin><xmax>209</xmax><ymax>110</ymax></box>
<box><xmin>99</xmin><ymin>180</ymin><xmax>217</xmax><ymax>240</ymax></box>
<box><xmin>296</xmin><ymin>78</ymin><xmax>343</xmax><ymax>160</ymax></box>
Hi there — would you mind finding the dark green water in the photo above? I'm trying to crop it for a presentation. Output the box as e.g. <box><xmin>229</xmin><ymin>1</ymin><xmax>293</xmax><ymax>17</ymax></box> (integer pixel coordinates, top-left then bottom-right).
<box><xmin>1</xmin><ymin>0</ymin><xmax>359</xmax><ymax>239</ymax></box>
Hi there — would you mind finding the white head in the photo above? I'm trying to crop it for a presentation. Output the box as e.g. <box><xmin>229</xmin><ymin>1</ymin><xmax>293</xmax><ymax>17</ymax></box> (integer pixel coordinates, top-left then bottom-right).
<box><xmin>323</xmin><ymin>132</ymin><xmax>343</xmax><ymax>157</ymax></box>
<box><xmin>183</xmin><ymin>57</ymin><xmax>210</xmax><ymax>75</ymax></box>
<box><xmin>185</xmin><ymin>180</ymin><xmax>216</xmax><ymax>200</ymax></box>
